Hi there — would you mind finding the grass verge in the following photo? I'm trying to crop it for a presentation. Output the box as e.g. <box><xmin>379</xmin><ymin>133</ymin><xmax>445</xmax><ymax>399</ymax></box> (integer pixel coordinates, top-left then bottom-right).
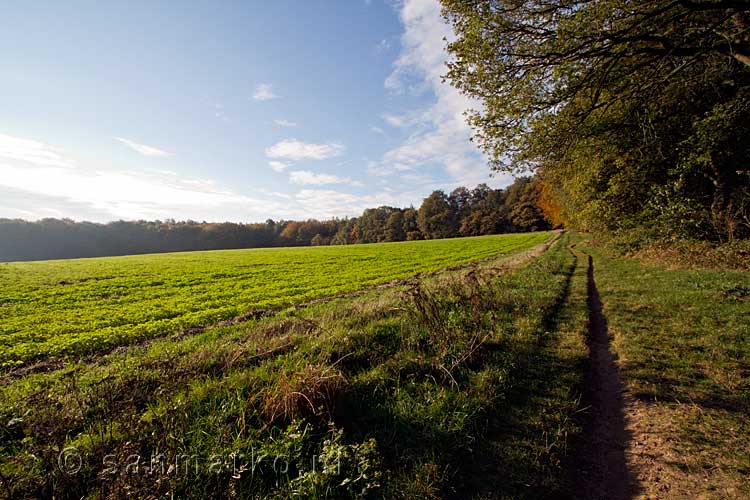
<box><xmin>1</xmin><ymin>234</ymin><xmax>592</xmax><ymax>499</ymax></box>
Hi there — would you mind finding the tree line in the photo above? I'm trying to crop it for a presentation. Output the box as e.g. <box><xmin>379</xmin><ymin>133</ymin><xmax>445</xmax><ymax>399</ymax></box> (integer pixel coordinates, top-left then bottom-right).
<box><xmin>441</xmin><ymin>0</ymin><xmax>750</xmax><ymax>243</ymax></box>
<box><xmin>0</xmin><ymin>177</ymin><xmax>549</xmax><ymax>262</ymax></box>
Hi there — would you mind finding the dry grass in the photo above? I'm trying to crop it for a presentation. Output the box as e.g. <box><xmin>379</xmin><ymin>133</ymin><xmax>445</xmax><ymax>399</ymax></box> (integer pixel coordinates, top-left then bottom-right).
<box><xmin>262</xmin><ymin>363</ymin><xmax>347</xmax><ymax>423</ymax></box>
<box><xmin>627</xmin><ymin>239</ymin><xmax>750</xmax><ymax>272</ymax></box>
<box><xmin>625</xmin><ymin>399</ymin><xmax>748</xmax><ymax>499</ymax></box>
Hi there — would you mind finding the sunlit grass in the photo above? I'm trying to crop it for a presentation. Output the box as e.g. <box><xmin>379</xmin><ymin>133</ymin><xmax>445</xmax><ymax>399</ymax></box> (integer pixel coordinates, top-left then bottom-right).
<box><xmin>0</xmin><ymin>232</ymin><xmax>549</xmax><ymax>367</ymax></box>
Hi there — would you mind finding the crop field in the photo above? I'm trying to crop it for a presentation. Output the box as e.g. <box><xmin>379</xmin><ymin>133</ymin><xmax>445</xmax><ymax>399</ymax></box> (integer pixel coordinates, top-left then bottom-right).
<box><xmin>2</xmin><ymin>232</ymin><xmax>747</xmax><ymax>499</ymax></box>
<box><xmin>0</xmin><ymin>232</ymin><xmax>549</xmax><ymax>368</ymax></box>
<box><xmin>1</xmin><ymin>231</ymin><xmax>576</xmax><ymax>499</ymax></box>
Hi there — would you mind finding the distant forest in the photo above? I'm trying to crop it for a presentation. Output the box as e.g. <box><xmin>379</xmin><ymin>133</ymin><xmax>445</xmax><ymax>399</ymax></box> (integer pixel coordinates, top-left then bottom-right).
<box><xmin>0</xmin><ymin>176</ymin><xmax>550</xmax><ymax>262</ymax></box>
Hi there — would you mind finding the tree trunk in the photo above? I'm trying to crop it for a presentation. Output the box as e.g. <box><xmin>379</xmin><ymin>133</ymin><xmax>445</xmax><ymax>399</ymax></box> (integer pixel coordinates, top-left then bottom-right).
<box><xmin>711</xmin><ymin>164</ymin><xmax>736</xmax><ymax>241</ymax></box>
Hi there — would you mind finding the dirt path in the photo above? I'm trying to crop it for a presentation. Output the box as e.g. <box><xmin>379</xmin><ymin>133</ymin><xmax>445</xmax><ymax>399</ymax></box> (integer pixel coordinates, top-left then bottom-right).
<box><xmin>572</xmin><ymin>253</ymin><xmax>633</xmax><ymax>499</ymax></box>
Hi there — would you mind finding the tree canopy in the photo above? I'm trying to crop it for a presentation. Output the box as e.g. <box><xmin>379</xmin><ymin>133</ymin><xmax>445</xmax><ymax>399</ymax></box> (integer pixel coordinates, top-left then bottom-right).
<box><xmin>441</xmin><ymin>0</ymin><xmax>750</xmax><ymax>241</ymax></box>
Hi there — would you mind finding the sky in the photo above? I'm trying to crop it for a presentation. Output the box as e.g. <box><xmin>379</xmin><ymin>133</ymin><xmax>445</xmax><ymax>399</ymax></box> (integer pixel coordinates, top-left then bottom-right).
<box><xmin>0</xmin><ymin>0</ymin><xmax>513</xmax><ymax>223</ymax></box>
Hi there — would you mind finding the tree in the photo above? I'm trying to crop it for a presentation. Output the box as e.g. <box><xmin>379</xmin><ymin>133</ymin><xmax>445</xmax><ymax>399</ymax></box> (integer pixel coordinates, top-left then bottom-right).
<box><xmin>402</xmin><ymin>207</ymin><xmax>423</xmax><ymax>240</ymax></box>
<box><xmin>508</xmin><ymin>178</ymin><xmax>548</xmax><ymax>231</ymax></box>
<box><xmin>418</xmin><ymin>191</ymin><xmax>458</xmax><ymax>239</ymax></box>
<box><xmin>359</xmin><ymin>207</ymin><xmax>399</xmax><ymax>243</ymax></box>
<box><xmin>536</xmin><ymin>180</ymin><xmax>565</xmax><ymax>228</ymax></box>
<box><xmin>385</xmin><ymin>210</ymin><xmax>406</xmax><ymax>242</ymax></box>
<box><xmin>443</xmin><ymin>0</ymin><xmax>750</xmax><ymax>169</ymax></box>
<box><xmin>442</xmin><ymin>0</ymin><xmax>750</xmax><ymax>240</ymax></box>
<box><xmin>449</xmin><ymin>186</ymin><xmax>472</xmax><ymax>220</ymax></box>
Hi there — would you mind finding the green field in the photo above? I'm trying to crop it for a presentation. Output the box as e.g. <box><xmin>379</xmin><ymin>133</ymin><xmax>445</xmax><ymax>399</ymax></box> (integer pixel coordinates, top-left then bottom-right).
<box><xmin>2</xmin><ymin>232</ymin><xmax>747</xmax><ymax>498</ymax></box>
<box><xmin>0</xmin><ymin>232</ymin><xmax>549</xmax><ymax>368</ymax></box>
<box><xmin>0</xmin><ymin>231</ymin><xmax>575</xmax><ymax>499</ymax></box>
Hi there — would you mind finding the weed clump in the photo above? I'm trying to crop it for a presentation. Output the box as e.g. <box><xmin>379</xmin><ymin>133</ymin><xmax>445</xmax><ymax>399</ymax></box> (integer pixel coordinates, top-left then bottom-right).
<box><xmin>289</xmin><ymin>427</ymin><xmax>382</xmax><ymax>498</ymax></box>
<box><xmin>402</xmin><ymin>270</ymin><xmax>509</xmax><ymax>378</ymax></box>
<box><xmin>262</xmin><ymin>363</ymin><xmax>347</xmax><ymax>423</ymax></box>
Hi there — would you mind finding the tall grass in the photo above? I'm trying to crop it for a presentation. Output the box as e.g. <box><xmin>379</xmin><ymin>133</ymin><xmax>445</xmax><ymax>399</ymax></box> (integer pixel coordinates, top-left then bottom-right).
<box><xmin>1</xmin><ymin>234</ymin><xmax>591</xmax><ymax>499</ymax></box>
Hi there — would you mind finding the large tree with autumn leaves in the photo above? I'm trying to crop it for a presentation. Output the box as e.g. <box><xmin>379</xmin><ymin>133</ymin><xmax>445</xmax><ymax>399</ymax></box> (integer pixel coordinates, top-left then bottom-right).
<box><xmin>441</xmin><ymin>0</ymin><xmax>750</xmax><ymax>241</ymax></box>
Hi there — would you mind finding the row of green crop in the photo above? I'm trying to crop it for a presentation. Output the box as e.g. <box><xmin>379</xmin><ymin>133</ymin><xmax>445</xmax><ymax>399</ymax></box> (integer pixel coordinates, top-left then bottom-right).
<box><xmin>0</xmin><ymin>232</ymin><xmax>550</xmax><ymax>367</ymax></box>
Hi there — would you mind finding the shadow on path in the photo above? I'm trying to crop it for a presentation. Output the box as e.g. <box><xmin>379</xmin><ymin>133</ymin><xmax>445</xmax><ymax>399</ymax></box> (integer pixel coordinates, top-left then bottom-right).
<box><xmin>572</xmin><ymin>254</ymin><xmax>634</xmax><ymax>499</ymax></box>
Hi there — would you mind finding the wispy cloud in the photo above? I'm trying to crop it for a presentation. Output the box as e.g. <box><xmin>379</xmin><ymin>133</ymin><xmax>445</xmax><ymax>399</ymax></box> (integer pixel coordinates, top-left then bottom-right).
<box><xmin>269</xmin><ymin>160</ymin><xmax>289</xmax><ymax>172</ymax></box>
<box><xmin>114</xmin><ymin>137</ymin><xmax>174</xmax><ymax>158</ymax></box>
<box><xmin>382</xmin><ymin>113</ymin><xmax>407</xmax><ymax>128</ymax></box>
<box><xmin>273</xmin><ymin>119</ymin><xmax>297</xmax><ymax>127</ymax></box>
<box><xmin>252</xmin><ymin>83</ymin><xmax>278</xmax><ymax>101</ymax></box>
<box><xmin>293</xmin><ymin>188</ymin><xmax>416</xmax><ymax>218</ymax></box>
<box><xmin>265</xmin><ymin>139</ymin><xmax>345</xmax><ymax>161</ymax></box>
<box><xmin>0</xmin><ymin>133</ymin><xmax>294</xmax><ymax>222</ymax></box>
<box><xmin>367</xmin><ymin>160</ymin><xmax>413</xmax><ymax>177</ymax></box>
<box><xmin>0</xmin><ymin>165</ymin><xmax>286</xmax><ymax>222</ymax></box>
<box><xmin>375</xmin><ymin>38</ymin><xmax>391</xmax><ymax>52</ymax></box>
<box><xmin>213</xmin><ymin>103</ymin><xmax>229</xmax><ymax>121</ymax></box>
<box><xmin>370</xmin><ymin>126</ymin><xmax>385</xmax><ymax>135</ymax></box>
<box><xmin>288</xmin><ymin>170</ymin><xmax>357</xmax><ymax>186</ymax></box>
<box><xmin>379</xmin><ymin>0</ymin><xmax>511</xmax><ymax>188</ymax></box>
<box><xmin>381</xmin><ymin>109</ymin><xmax>429</xmax><ymax>129</ymax></box>
<box><xmin>0</xmin><ymin>133</ymin><xmax>424</xmax><ymax>223</ymax></box>
<box><xmin>0</xmin><ymin>132</ymin><xmax>73</xmax><ymax>168</ymax></box>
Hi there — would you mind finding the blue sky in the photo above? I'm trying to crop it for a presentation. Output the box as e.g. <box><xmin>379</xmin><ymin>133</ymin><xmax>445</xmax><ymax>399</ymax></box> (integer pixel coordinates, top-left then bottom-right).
<box><xmin>0</xmin><ymin>0</ymin><xmax>512</xmax><ymax>223</ymax></box>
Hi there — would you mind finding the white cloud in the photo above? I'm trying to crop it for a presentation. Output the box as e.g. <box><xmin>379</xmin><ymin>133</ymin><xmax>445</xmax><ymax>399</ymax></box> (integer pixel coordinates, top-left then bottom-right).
<box><xmin>114</xmin><ymin>137</ymin><xmax>174</xmax><ymax>158</ymax></box>
<box><xmin>0</xmin><ymin>163</ymin><xmax>287</xmax><ymax>222</ymax></box>
<box><xmin>288</xmin><ymin>170</ymin><xmax>353</xmax><ymax>186</ymax></box>
<box><xmin>384</xmin><ymin>0</ymin><xmax>449</xmax><ymax>94</ymax></box>
<box><xmin>375</xmin><ymin>38</ymin><xmax>391</xmax><ymax>52</ymax></box>
<box><xmin>273</xmin><ymin>119</ymin><xmax>297</xmax><ymax>127</ymax></box>
<box><xmin>367</xmin><ymin>160</ymin><xmax>413</xmax><ymax>177</ymax></box>
<box><xmin>0</xmin><ymin>133</ymin><xmax>426</xmax><ymax>223</ymax></box>
<box><xmin>269</xmin><ymin>160</ymin><xmax>289</xmax><ymax>172</ymax></box>
<box><xmin>0</xmin><ymin>132</ymin><xmax>73</xmax><ymax>168</ymax></box>
<box><xmin>380</xmin><ymin>0</ymin><xmax>512</xmax><ymax>188</ymax></box>
<box><xmin>293</xmin><ymin>188</ymin><xmax>420</xmax><ymax>218</ymax></box>
<box><xmin>0</xmin><ymin>133</ymin><xmax>294</xmax><ymax>222</ymax></box>
<box><xmin>252</xmin><ymin>83</ymin><xmax>278</xmax><ymax>101</ymax></box>
<box><xmin>370</xmin><ymin>126</ymin><xmax>385</xmax><ymax>135</ymax></box>
<box><xmin>214</xmin><ymin>103</ymin><xmax>228</xmax><ymax>121</ymax></box>
<box><xmin>265</xmin><ymin>139</ymin><xmax>345</xmax><ymax>161</ymax></box>
<box><xmin>381</xmin><ymin>109</ymin><xmax>433</xmax><ymax>130</ymax></box>
<box><xmin>295</xmin><ymin>189</ymin><xmax>358</xmax><ymax>215</ymax></box>
<box><xmin>382</xmin><ymin>113</ymin><xmax>406</xmax><ymax>128</ymax></box>
<box><xmin>381</xmin><ymin>109</ymin><xmax>431</xmax><ymax>129</ymax></box>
